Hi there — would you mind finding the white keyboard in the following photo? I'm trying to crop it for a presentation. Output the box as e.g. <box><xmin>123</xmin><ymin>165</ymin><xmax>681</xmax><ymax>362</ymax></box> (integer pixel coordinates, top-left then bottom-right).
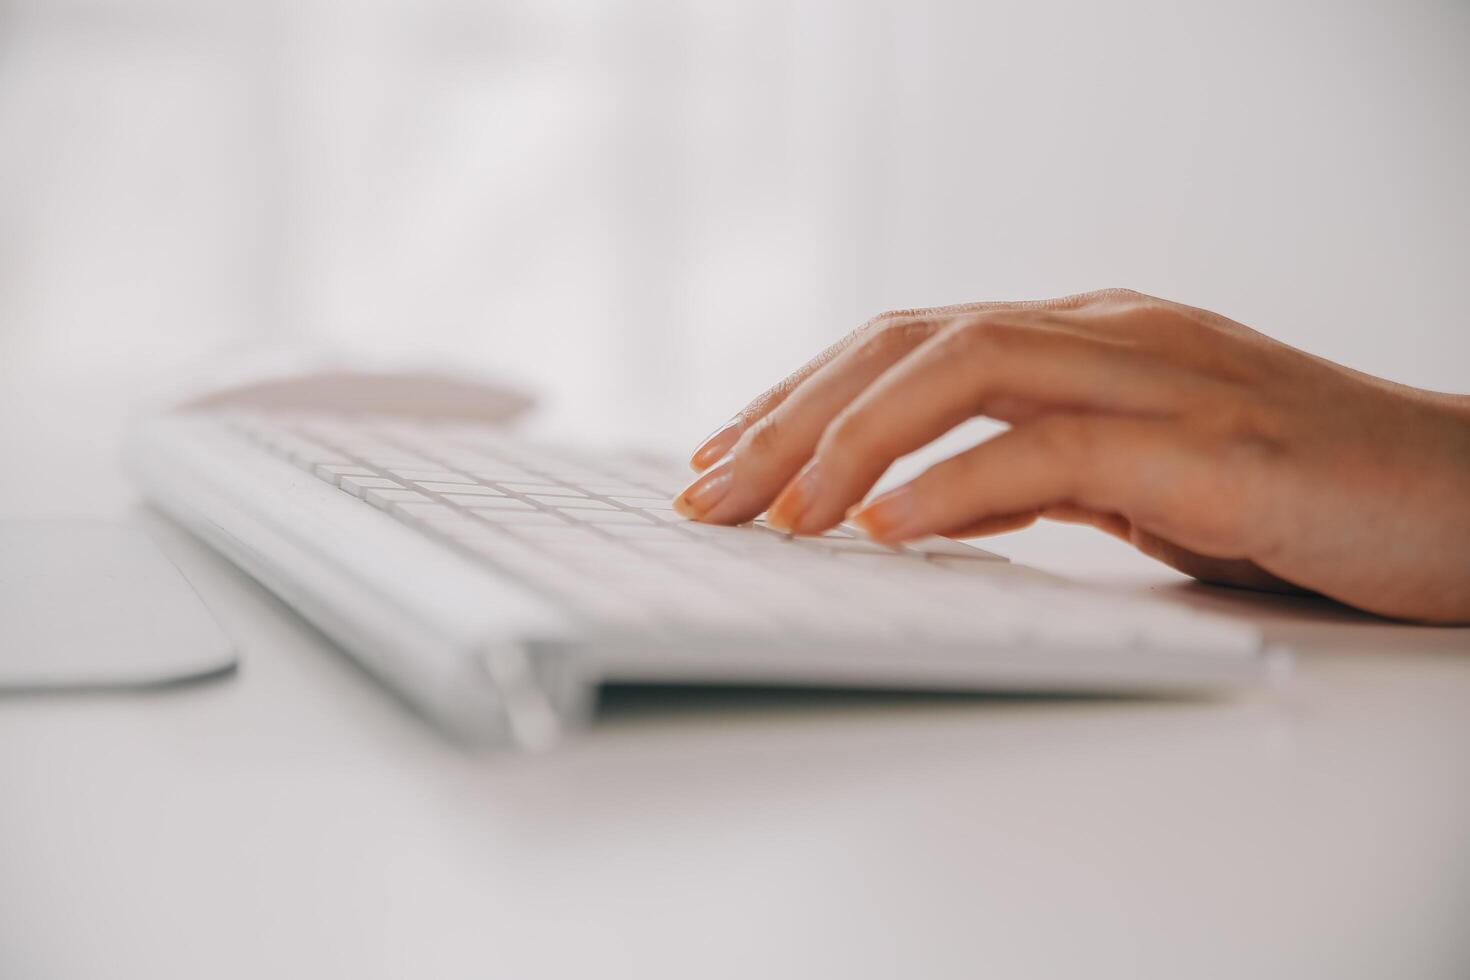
<box><xmin>127</xmin><ymin>410</ymin><xmax>1281</xmax><ymax>748</ymax></box>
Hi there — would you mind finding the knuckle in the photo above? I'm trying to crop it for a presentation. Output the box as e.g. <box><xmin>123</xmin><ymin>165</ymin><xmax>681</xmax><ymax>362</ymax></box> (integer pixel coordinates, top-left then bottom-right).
<box><xmin>1119</xmin><ymin>301</ymin><xmax>1188</xmax><ymax>339</ymax></box>
<box><xmin>1090</xmin><ymin>290</ymin><xmax>1194</xmax><ymax>339</ymax></box>
<box><xmin>1047</xmin><ymin>287</ymin><xmax>1141</xmax><ymax>309</ymax></box>
<box><xmin>1200</xmin><ymin>393</ymin><xmax>1277</xmax><ymax>441</ymax></box>
<box><xmin>858</xmin><ymin>309</ymin><xmax>910</xmax><ymax>338</ymax></box>
<box><xmin>942</xmin><ymin>314</ymin><xmax>1023</xmax><ymax>360</ymax></box>
<box><xmin>747</xmin><ymin>358</ymin><xmax>817</xmax><ymax>416</ymax></box>
<box><xmin>1210</xmin><ymin>398</ymin><xmax>1256</xmax><ymax>434</ymax></box>
<box><xmin>973</xmin><ymin>315</ymin><xmax>1032</xmax><ymax>347</ymax></box>
<box><xmin>861</xmin><ymin>315</ymin><xmax>935</xmax><ymax>359</ymax></box>
<box><xmin>743</xmin><ymin>381</ymin><xmax>793</xmax><ymax>421</ymax></box>
<box><xmin>767</xmin><ymin>372</ymin><xmax>804</xmax><ymax>404</ymax></box>
<box><xmin>1091</xmin><ymin>286</ymin><xmax>1146</xmax><ymax>304</ymax></box>
<box><xmin>819</xmin><ymin>409</ymin><xmax>871</xmax><ymax>461</ymax></box>
<box><xmin>941</xmin><ymin>316</ymin><xmax>994</xmax><ymax>354</ymax></box>
<box><xmin>1060</xmin><ymin>286</ymin><xmax>1166</xmax><ymax>313</ymax></box>
<box><xmin>742</xmin><ymin>414</ymin><xmax>784</xmax><ymax>457</ymax></box>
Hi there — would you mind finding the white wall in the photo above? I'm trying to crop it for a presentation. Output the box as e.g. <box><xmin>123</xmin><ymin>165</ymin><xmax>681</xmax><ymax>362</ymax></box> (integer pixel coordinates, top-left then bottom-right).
<box><xmin>2</xmin><ymin>0</ymin><xmax>1467</xmax><ymax>465</ymax></box>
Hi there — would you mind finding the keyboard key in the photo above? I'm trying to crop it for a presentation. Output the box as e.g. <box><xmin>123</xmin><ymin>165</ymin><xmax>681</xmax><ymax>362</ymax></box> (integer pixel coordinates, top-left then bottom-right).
<box><xmin>364</xmin><ymin>487</ymin><xmax>431</xmax><ymax>509</ymax></box>
<box><xmin>474</xmin><ymin>511</ymin><xmax>571</xmax><ymax>526</ymax></box>
<box><xmin>445</xmin><ymin>496</ymin><xmax>535</xmax><ymax>510</ymax></box>
<box><xmin>542</xmin><ymin>498</ymin><xmax>619</xmax><ymax>510</ymax></box>
<box><xmin>390</xmin><ymin>469</ymin><xmax>476</xmax><ymax>484</ymax></box>
<box><xmin>534</xmin><ymin>467</ymin><xmax>611</xmax><ymax>482</ymax></box>
<box><xmin>799</xmin><ymin>537</ymin><xmax>902</xmax><ymax>555</ymax></box>
<box><xmin>595</xmin><ymin>523</ymin><xmax>684</xmax><ymax>538</ymax></box>
<box><xmin>418</xmin><ymin>482</ymin><xmax>504</xmax><ymax>495</ymax></box>
<box><xmin>636</xmin><ymin>507</ymin><xmax>686</xmax><ymax>522</ymax></box>
<box><xmin>340</xmin><ymin>476</ymin><xmax>402</xmax><ymax>497</ymax></box>
<box><xmin>680</xmin><ymin>522</ymin><xmax>779</xmax><ymax>540</ymax></box>
<box><xmin>903</xmin><ymin>535</ymin><xmax>1006</xmax><ymax>560</ymax></box>
<box><xmin>313</xmin><ymin>464</ymin><xmax>377</xmax><ymax>484</ymax></box>
<box><xmin>502</xmin><ymin>524</ymin><xmax>607</xmax><ymax>541</ymax></box>
<box><xmin>466</xmin><ymin>467</ymin><xmax>542</xmax><ymax>482</ymax></box>
<box><xmin>625</xmin><ymin>536</ymin><xmax>721</xmax><ymax>555</ymax></box>
<box><xmin>505</xmin><ymin>484</ymin><xmax>585</xmax><ymax>497</ymax></box>
<box><xmin>573</xmin><ymin>510</ymin><xmax>657</xmax><ymax>525</ymax></box>
<box><xmin>813</xmin><ymin>525</ymin><xmax>856</xmax><ymax>538</ymax></box>
<box><xmin>361</xmin><ymin>454</ymin><xmax>439</xmax><ymax>469</ymax></box>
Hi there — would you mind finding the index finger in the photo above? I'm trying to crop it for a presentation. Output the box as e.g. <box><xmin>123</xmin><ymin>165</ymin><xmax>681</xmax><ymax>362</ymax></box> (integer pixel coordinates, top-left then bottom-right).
<box><xmin>687</xmin><ymin>299</ymin><xmax>1030</xmax><ymax>470</ymax></box>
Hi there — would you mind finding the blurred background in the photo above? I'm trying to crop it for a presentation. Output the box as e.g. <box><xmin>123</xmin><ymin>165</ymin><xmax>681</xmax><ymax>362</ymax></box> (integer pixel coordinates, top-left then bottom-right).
<box><xmin>2</xmin><ymin>0</ymin><xmax>1468</xmax><ymax>511</ymax></box>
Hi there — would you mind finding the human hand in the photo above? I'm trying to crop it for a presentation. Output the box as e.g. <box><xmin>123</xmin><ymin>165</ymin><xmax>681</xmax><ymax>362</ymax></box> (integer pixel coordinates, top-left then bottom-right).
<box><xmin>673</xmin><ymin>289</ymin><xmax>1470</xmax><ymax>624</ymax></box>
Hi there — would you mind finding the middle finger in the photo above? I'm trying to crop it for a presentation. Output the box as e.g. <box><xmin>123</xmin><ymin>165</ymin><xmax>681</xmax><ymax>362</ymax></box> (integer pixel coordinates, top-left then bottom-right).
<box><xmin>673</xmin><ymin>313</ymin><xmax>948</xmax><ymax>524</ymax></box>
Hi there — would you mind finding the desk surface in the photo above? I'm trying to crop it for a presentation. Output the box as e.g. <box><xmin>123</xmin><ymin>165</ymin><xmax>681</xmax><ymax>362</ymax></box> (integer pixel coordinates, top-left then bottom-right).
<box><xmin>2</xmin><ymin>492</ymin><xmax>1468</xmax><ymax>979</ymax></box>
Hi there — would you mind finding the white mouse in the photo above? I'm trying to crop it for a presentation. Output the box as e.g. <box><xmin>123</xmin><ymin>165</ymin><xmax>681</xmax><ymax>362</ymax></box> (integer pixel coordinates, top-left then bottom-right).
<box><xmin>0</xmin><ymin>519</ymin><xmax>236</xmax><ymax>690</ymax></box>
<box><xmin>181</xmin><ymin>367</ymin><xmax>535</xmax><ymax>422</ymax></box>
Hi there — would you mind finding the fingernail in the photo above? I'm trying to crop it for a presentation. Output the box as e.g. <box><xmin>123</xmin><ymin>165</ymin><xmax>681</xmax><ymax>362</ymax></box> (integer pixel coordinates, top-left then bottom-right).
<box><xmin>690</xmin><ymin>419</ymin><xmax>742</xmax><ymax>471</ymax></box>
<box><xmin>673</xmin><ymin>452</ymin><xmax>736</xmax><ymax>519</ymax></box>
<box><xmin>850</xmin><ymin>485</ymin><xmax>919</xmax><ymax>542</ymax></box>
<box><xmin>767</xmin><ymin>460</ymin><xmax>822</xmax><ymax>533</ymax></box>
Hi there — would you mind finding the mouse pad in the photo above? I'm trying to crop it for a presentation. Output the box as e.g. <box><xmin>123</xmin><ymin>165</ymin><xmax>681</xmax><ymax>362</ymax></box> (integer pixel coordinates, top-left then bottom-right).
<box><xmin>0</xmin><ymin>518</ymin><xmax>237</xmax><ymax>689</ymax></box>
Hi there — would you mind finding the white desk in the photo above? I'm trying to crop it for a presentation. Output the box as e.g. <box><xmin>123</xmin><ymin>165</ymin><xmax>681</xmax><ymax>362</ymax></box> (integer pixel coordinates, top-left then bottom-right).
<box><xmin>2</xmin><ymin>490</ymin><xmax>1468</xmax><ymax>979</ymax></box>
